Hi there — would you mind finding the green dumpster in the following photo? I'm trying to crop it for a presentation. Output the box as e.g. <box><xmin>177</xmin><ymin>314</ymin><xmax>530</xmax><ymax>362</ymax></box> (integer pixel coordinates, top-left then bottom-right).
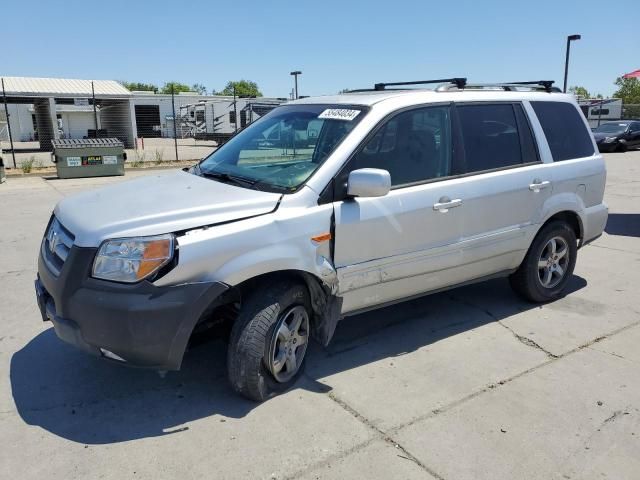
<box><xmin>51</xmin><ymin>138</ymin><xmax>126</xmax><ymax>179</ymax></box>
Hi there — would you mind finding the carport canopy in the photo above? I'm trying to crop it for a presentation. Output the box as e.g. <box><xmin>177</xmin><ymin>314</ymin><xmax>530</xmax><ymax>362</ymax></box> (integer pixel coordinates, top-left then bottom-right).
<box><xmin>1</xmin><ymin>76</ymin><xmax>135</xmax><ymax>151</ymax></box>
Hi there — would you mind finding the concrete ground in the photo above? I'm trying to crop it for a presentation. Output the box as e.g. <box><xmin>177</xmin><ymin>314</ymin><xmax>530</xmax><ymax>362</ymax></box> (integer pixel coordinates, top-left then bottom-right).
<box><xmin>0</xmin><ymin>151</ymin><xmax>639</xmax><ymax>480</ymax></box>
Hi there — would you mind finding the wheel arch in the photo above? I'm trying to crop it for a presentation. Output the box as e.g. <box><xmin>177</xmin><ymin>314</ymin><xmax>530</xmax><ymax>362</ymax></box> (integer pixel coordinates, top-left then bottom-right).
<box><xmin>540</xmin><ymin>210</ymin><xmax>584</xmax><ymax>245</ymax></box>
<box><xmin>196</xmin><ymin>269</ymin><xmax>342</xmax><ymax>347</ymax></box>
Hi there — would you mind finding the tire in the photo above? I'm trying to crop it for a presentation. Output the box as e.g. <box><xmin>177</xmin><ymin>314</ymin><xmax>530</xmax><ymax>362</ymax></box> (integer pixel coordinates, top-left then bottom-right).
<box><xmin>617</xmin><ymin>143</ymin><xmax>628</xmax><ymax>153</ymax></box>
<box><xmin>227</xmin><ymin>281</ymin><xmax>311</xmax><ymax>402</ymax></box>
<box><xmin>509</xmin><ymin>221</ymin><xmax>577</xmax><ymax>303</ymax></box>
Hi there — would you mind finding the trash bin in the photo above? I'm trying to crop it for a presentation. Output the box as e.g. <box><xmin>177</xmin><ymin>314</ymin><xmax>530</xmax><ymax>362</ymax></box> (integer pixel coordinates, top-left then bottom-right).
<box><xmin>51</xmin><ymin>138</ymin><xmax>126</xmax><ymax>179</ymax></box>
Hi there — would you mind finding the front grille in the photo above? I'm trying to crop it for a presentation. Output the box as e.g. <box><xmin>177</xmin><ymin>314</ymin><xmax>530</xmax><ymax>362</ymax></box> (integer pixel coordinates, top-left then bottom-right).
<box><xmin>42</xmin><ymin>216</ymin><xmax>75</xmax><ymax>276</ymax></box>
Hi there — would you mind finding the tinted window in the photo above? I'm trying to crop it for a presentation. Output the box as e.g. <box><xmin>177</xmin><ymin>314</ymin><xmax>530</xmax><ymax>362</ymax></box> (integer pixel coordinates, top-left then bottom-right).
<box><xmin>350</xmin><ymin>105</ymin><xmax>452</xmax><ymax>186</ymax></box>
<box><xmin>531</xmin><ymin>101</ymin><xmax>595</xmax><ymax>161</ymax></box>
<box><xmin>457</xmin><ymin>104</ymin><xmax>525</xmax><ymax>172</ymax></box>
<box><xmin>630</xmin><ymin>122</ymin><xmax>640</xmax><ymax>133</ymax></box>
<box><xmin>514</xmin><ymin>104</ymin><xmax>539</xmax><ymax>164</ymax></box>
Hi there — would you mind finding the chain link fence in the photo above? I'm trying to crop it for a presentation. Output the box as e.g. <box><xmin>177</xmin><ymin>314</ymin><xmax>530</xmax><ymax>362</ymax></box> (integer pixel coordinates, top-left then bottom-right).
<box><xmin>0</xmin><ymin>79</ymin><xmax>284</xmax><ymax>173</ymax></box>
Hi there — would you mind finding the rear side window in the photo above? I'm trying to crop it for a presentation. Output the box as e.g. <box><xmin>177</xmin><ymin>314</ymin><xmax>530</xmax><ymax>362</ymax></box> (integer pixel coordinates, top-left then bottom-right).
<box><xmin>531</xmin><ymin>101</ymin><xmax>595</xmax><ymax>161</ymax></box>
<box><xmin>457</xmin><ymin>103</ymin><xmax>533</xmax><ymax>173</ymax></box>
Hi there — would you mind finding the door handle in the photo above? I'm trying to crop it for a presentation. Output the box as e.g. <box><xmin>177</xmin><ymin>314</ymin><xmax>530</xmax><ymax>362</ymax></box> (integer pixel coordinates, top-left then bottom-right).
<box><xmin>433</xmin><ymin>197</ymin><xmax>462</xmax><ymax>212</ymax></box>
<box><xmin>529</xmin><ymin>179</ymin><xmax>551</xmax><ymax>192</ymax></box>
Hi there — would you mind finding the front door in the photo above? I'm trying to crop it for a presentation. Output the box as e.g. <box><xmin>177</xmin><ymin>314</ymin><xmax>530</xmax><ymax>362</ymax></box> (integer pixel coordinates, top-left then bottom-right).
<box><xmin>333</xmin><ymin>104</ymin><xmax>466</xmax><ymax>313</ymax></box>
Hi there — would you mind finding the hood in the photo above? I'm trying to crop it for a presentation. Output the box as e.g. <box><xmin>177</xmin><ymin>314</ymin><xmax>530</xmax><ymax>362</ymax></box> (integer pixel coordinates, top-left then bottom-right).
<box><xmin>55</xmin><ymin>170</ymin><xmax>282</xmax><ymax>247</ymax></box>
<box><xmin>592</xmin><ymin>131</ymin><xmax>621</xmax><ymax>141</ymax></box>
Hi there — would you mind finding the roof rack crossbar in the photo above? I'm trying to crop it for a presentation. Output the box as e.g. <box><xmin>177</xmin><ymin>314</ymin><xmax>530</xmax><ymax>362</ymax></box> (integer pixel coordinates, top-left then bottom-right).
<box><xmin>373</xmin><ymin>77</ymin><xmax>467</xmax><ymax>91</ymax></box>
<box><xmin>502</xmin><ymin>80</ymin><xmax>556</xmax><ymax>92</ymax></box>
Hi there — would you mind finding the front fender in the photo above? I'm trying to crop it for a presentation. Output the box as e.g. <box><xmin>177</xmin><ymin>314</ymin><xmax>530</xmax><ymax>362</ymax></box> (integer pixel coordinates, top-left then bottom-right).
<box><xmin>213</xmin><ymin>243</ymin><xmax>338</xmax><ymax>291</ymax></box>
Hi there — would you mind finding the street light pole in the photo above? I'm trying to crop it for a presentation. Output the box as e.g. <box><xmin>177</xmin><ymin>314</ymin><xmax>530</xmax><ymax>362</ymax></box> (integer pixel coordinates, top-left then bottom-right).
<box><xmin>563</xmin><ymin>34</ymin><xmax>581</xmax><ymax>93</ymax></box>
<box><xmin>290</xmin><ymin>71</ymin><xmax>302</xmax><ymax>99</ymax></box>
<box><xmin>233</xmin><ymin>85</ymin><xmax>238</xmax><ymax>133</ymax></box>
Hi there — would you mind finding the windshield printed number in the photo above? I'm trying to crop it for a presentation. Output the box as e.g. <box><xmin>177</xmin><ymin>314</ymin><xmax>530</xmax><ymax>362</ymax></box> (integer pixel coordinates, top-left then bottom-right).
<box><xmin>318</xmin><ymin>109</ymin><xmax>361</xmax><ymax>121</ymax></box>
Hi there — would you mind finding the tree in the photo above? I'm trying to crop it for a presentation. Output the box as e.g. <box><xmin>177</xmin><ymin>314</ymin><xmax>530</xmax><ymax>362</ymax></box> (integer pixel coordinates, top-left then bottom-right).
<box><xmin>613</xmin><ymin>77</ymin><xmax>640</xmax><ymax>104</ymax></box>
<box><xmin>218</xmin><ymin>80</ymin><xmax>262</xmax><ymax>97</ymax></box>
<box><xmin>191</xmin><ymin>83</ymin><xmax>207</xmax><ymax>95</ymax></box>
<box><xmin>118</xmin><ymin>81</ymin><xmax>158</xmax><ymax>93</ymax></box>
<box><xmin>568</xmin><ymin>85</ymin><xmax>590</xmax><ymax>98</ymax></box>
<box><xmin>160</xmin><ymin>82</ymin><xmax>192</xmax><ymax>94</ymax></box>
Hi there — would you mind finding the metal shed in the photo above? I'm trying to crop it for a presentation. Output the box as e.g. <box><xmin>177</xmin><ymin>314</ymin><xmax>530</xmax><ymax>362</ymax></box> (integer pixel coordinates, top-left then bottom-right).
<box><xmin>1</xmin><ymin>76</ymin><xmax>135</xmax><ymax>153</ymax></box>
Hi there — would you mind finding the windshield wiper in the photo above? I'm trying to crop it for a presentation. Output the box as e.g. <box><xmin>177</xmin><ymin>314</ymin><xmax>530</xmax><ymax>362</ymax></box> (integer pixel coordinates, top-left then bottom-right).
<box><xmin>199</xmin><ymin>170</ymin><xmax>257</xmax><ymax>188</ymax></box>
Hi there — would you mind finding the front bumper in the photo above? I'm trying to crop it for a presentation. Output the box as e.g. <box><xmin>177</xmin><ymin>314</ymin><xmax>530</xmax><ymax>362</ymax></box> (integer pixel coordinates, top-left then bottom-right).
<box><xmin>35</xmin><ymin>244</ymin><xmax>228</xmax><ymax>370</ymax></box>
<box><xmin>596</xmin><ymin>141</ymin><xmax>618</xmax><ymax>152</ymax></box>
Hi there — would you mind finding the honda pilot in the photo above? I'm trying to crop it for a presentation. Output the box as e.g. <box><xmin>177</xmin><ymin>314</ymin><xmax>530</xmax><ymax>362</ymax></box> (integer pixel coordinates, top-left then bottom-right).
<box><xmin>35</xmin><ymin>78</ymin><xmax>608</xmax><ymax>401</ymax></box>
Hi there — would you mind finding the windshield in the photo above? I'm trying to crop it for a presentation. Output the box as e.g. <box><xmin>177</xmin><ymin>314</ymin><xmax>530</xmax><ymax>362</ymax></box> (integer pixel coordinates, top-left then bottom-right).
<box><xmin>196</xmin><ymin>104</ymin><xmax>367</xmax><ymax>193</ymax></box>
<box><xmin>594</xmin><ymin>123</ymin><xmax>628</xmax><ymax>134</ymax></box>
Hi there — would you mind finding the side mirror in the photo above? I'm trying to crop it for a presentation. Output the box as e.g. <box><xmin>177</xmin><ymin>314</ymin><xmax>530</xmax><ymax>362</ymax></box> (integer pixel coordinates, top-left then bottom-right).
<box><xmin>347</xmin><ymin>168</ymin><xmax>391</xmax><ymax>198</ymax></box>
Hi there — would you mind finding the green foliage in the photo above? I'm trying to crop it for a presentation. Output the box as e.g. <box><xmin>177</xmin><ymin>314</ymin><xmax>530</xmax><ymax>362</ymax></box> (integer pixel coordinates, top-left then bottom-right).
<box><xmin>568</xmin><ymin>86</ymin><xmax>590</xmax><ymax>98</ymax></box>
<box><xmin>191</xmin><ymin>83</ymin><xmax>207</xmax><ymax>95</ymax></box>
<box><xmin>33</xmin><ymin>155</ymin><xmax>45</xmax><ymax>169</ymax></box>
<box><xmin>119</xmin><ymin>81</ymin><xmax>158</xmax><ymax>93</ymax></box>
<box><xmin>160</xmin><ymin>82</ymin><xmax>192</xmax><ymax>95</ymax></box>
<box><xmin>154</xmin><ymin>149</ymin><xmax>164</xmax><ymax>165</ymax></box>
<box><xmin>21</xmin><ymin>157</ymin><xmax>34</xmax><ymax>173</ymax></box>
<box><xmin>613</xmin><ymin>77</ymin><xmax>640</xmax><ymax>104</ymax></box>
<box><xmin>218</xmin><ymin>80</ymin><xmax>262</xmax><ymax>97</ymax></box>
<box><xmin>131</xmin><ymin>150</ymin><xmax>146</xmax><ymax>168</ymax></box>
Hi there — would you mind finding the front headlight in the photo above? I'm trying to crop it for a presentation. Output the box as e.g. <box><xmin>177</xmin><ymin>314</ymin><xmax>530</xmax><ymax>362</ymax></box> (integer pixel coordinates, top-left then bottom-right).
<box><xmin>603</xmin><ymin>136</ymin><xmax>617</xmax><ymax>143</ymax></box>
<box><xmin>92</xmin><ymin>234</ymin><xmax>175</xmax><ymax>283</ymax></box>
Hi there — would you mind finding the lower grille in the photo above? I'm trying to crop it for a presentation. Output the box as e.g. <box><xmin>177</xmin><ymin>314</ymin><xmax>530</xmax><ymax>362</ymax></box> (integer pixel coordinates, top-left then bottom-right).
<box><xmin>42</xmin><ymin>216</ymin><xmax>75</xmax><ymax>276</ymax></box>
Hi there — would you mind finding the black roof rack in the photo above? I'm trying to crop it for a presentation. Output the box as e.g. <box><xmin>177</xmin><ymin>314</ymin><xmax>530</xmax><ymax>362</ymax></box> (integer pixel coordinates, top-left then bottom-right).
<box><xmin>502</xmin><ymin>80</ymin><xmax>558</xmax><ymax>92</ymax></box>
<box><xmin>345</xmin><ymin>78</ymin><xmax>560</xmax><ymax>94</ymax></box>
<box><xmin>372</xmin><ymin>77</ymin><xmax>467</xmax><ymax>91</ymax></box>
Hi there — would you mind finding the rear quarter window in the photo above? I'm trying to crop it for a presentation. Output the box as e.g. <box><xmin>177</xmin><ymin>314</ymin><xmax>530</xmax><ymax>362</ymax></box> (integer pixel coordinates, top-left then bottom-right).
<box><xmin>531</xmin><ymin>101</ymin><xmax>595</xmax><ymax>161</ymax></box>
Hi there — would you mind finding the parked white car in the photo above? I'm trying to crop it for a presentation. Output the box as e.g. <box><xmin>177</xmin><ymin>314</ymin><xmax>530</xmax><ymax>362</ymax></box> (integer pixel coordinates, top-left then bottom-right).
<box><xmin>35</xmin><ymin>79</ymin><xmax>608</xmax><ymax>401</ymax></box>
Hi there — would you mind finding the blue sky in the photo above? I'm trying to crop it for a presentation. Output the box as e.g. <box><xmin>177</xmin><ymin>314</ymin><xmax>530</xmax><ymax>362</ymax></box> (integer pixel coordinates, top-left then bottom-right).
<box><xmin>3</xmin><ymin>0</ymin><xmax>638</xmax><ymax>98</ymax></box>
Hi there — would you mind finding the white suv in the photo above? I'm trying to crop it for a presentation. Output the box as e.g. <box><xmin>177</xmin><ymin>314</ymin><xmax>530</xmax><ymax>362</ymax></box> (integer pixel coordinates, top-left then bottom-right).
<box><xmin>35</xmin><ymin>79</ymin><xmax>608</xmax><ymax>401</ymax></box>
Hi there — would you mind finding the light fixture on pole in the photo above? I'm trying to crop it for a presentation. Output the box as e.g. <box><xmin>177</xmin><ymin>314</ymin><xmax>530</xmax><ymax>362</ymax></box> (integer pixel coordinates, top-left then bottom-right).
<box><xmin>563</xmin><ymin>34</ymin><xmax>581</xmax><ymax>93</ymax></box>
<box><xmin>290</xmin><ymin>71</ymin><xmax>302</xmax><ymax>99</ymax></box>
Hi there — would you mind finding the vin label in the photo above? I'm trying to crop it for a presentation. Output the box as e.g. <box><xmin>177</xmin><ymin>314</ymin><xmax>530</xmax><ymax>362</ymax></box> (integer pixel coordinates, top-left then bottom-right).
<box><xmin>318</xmin><ymin>109</ymin><xmax>361</xmax><ymax>121</ymax></box>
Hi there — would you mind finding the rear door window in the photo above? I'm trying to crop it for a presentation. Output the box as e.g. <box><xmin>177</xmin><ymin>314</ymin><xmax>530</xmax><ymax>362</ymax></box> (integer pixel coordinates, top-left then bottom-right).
<box><xmin>456</xmin><ymin>103</ymin><xmax>534</xmax><ymax>173</ymax></box>
<box><xmin>531</xmin><ymin>101</ymin><xmax>595</xmax><ymax>161</ymax></box>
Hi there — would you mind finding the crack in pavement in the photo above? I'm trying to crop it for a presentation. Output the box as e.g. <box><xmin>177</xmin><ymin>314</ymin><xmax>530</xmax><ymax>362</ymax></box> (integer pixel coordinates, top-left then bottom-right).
<box><xmin>446</xmin><ymin>294</ymin><xmax>558</xmax><ymax>358</ymax></box>
<box><xmin>587</xmin><ymin>243</ymin><xmax>640</xmax><ymax>255</ymax></box>
<box><xmin>384</xmin><ymin>319</ymin><xmax>640</xmax><ymax>438</ymax></box>
<box><xmin>283</xmin><ymin>372</ymin><xmax>448</xmax><ymax>480</ymax></box>
<box><xmin>498</xmin><ymin>321</ymin><xmax>559</xmax><ymax>358</ymax></box>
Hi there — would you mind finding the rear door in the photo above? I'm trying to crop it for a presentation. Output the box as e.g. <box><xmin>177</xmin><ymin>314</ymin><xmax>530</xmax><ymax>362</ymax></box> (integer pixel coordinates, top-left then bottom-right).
<box><xmin>452</xmin><ymin>102</ymin><xmax>554</xmax><ymax>273</ymax></box>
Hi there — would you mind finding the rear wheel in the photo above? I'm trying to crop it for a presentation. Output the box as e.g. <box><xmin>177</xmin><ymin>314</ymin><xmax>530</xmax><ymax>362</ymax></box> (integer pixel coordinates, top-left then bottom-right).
<box><xmin>227</xmin><ymin>281</ymin><xmax>311</xmax><ymax>402</ymax></box>
<box><xmin>510</xmin><ymin>221</ymin><xmax>577</xmax><ymax>303</ymax></box>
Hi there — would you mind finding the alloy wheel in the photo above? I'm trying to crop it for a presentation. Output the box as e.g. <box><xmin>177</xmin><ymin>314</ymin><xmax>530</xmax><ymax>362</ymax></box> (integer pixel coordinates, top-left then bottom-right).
<box><xmin>537</xmin><ymin>236</ymin><xmax>570</xmax><ymax>288</ymax></box>
<box><xmin>267</xmin><ymin>305</ymin><xmax>310</xmax><ymax>383</ymax></box>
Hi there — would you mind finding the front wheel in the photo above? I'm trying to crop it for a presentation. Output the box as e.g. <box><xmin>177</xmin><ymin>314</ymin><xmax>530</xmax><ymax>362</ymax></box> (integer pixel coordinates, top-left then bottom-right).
<box><xmin>227</xmin><ymin>281</ymin><xmax>311</xmax><ymax>402</ymax></box>
<box><xmin>509</xmin><ymin>221</ymin><xmax>577</xmax><ymax>303</ymax></box>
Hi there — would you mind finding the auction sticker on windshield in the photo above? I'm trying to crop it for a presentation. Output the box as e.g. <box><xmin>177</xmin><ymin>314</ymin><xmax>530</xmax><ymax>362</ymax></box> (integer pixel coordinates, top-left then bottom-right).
<box><xmin>318</xmin><ymin>109</ymin><xmax>361</xmax><ymax>121</ymax></box>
